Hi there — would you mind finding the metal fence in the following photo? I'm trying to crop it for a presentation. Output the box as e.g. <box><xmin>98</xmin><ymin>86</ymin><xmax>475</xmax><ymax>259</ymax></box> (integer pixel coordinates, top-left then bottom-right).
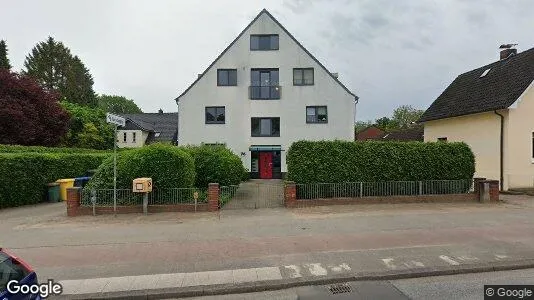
<box><xmin>295</xmin><ymin>179</ymin><xmax>474</xmax><ymax>200</ymax></box>
<box><xmin>80</xmin><ymin>187</ymin><xmax>208</xmax><ymax>207</ymax></box>
<box><xmin>220</xmin><ymin>185</ymin><xmax>239</xmax><ymax>207</ymax></box>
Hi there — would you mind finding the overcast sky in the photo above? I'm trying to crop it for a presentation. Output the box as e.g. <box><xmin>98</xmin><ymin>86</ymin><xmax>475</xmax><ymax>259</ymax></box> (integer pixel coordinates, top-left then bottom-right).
<box><xmin>2</xmin><ymin>0</ymin><xmax>533</xmax><ymax>121</ymax></box>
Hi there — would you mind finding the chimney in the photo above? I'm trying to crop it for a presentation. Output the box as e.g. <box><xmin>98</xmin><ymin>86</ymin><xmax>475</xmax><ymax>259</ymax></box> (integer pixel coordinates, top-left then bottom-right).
<box><xmin>499</xmin><ymin>44</ymin><xmax>518</xmax><ymax>60</ymax></box>
<box><xmin>331</xmin><ymin>72</ymin><xmax>339</xmax><ymax>79</ymax></box>
<box><xmin>158</xmin><ymin>108</ymin><xmax>163</xmax><ymax>114</ymax></box>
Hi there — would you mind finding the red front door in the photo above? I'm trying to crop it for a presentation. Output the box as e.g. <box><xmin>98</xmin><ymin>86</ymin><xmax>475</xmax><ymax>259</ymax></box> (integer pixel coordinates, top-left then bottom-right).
<box><xmin>259</xmin><ymin>152</ymin><xmax>273</xmax><ymax>179</ymax></box>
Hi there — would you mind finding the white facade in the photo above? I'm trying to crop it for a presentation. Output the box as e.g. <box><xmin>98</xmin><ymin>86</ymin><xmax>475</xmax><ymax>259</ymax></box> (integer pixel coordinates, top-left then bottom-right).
<box><xmin>117</xmin><ymin>129</ymin><xmax>149</xmax><ymax>148</ymax></box>
<box><xmin>177</xmin><ymin>10</ymin><xmax>356</xmax><ymax>177</ymax></box>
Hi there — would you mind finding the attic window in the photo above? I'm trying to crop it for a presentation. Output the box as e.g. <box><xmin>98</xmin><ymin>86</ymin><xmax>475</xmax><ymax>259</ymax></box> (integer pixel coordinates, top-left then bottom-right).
<box><xmin>155</xmin><ymin>132</ymin><xmax>161</xmax><ymax>137</ymax></box>
<box><xmin>480</xmin><ymin>68</ymin><xmax>491</xmax><ymax>77</ymax></box>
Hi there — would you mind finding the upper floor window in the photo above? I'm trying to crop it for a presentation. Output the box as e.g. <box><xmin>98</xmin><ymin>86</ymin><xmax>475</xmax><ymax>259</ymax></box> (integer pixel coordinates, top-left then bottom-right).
<box><xmin>250</xmin><ymin>69</ymin><xmax>280</xmax><ymax>100</ymax></box>
<box><xmin>205</xmin><ymin>106</ymin><xmax>225</xmax><ymax>124</ymax></box>
<box><xmin>132</xmin><ymin>132</ymin><xmax>137</xmax><ymax>143</ymax></box>
<box><xmin>217</xmin><ymin>69</ymin><xmax>237</xmax><ymax>86</ymax></box>
<box><xmin>250</xmin><ymin>34</ymin><xmax>279</xmax><ymax>50</ymax></box>
<box><xmin>123</xmin><ymin>132</ymin><xmax>127</xmax><ymax>142</ymax></box>
<box><xmin>251</xmin><ymin>117</ymin><xmax>280</xmax><ymax>137</ymax></box>
<box><xmin>531</xmin><ymin>132</ymin><xmax>534</xmax><ymax>159</ymax></box>
<box><xmin>294</xmin><ymin>68</ymin><xmax>314</xmax><ymax>86</ymax></box>
<box><xmin>306</xmin><ymin>106</ymin><xmax>328</xmax><ymax>123</ymax></box>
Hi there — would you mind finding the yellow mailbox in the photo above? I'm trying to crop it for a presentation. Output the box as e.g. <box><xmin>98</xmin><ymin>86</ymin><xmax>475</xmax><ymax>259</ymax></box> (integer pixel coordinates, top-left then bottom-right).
<box><xmin>133</xmin><ymin>178</ymin><xmax>152</xmax><ymax>193</ymax></box>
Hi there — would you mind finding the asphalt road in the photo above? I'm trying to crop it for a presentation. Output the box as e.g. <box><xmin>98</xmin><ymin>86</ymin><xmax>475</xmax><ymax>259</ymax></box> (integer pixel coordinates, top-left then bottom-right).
<box><xmin>182</xmin><ymin>268</ymin><xmax>534</xmax><ymax>300</ymax></box>
<box><xmin>1</xmin><ymin>194</ymin><xmax>534</xmax><ymax>292</ymax></box>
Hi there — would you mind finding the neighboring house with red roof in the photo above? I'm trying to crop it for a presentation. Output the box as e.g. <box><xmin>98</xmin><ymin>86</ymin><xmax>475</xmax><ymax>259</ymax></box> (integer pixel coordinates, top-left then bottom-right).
<box><xmin>419</xmin><ymin>46</ymin><xmax>534</xmax><ymax>190</ymax></box>
<box><xmin>355</xmin><ymin>126</ymin><xmax>386</xmax><ymax>141</ymax></box>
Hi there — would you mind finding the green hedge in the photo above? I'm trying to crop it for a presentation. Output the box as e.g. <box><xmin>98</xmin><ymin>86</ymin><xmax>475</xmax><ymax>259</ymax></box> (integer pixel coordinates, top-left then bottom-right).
<box><xmin>0</xmin><ymin>153</ymin><xmax>109</xmax><ymax>208</ymax></box>
<box><xmin>287</xmin><ymin>140</ymin><xmax>475</xmax><ymax>183</ymax></box>
<box><xmin>86</xmin><ymin>143</ymin><xmax>195</xmax><ymax>190</ymax></box>
<box><xmin>183</xmin><ymin>145</ymin><xmax>246</xmax><ymax>188</ymax></box>
<box><xmin>0</xmin><ymin>144</ymin><xmax>112</xmax><ymax>153</ymax></box>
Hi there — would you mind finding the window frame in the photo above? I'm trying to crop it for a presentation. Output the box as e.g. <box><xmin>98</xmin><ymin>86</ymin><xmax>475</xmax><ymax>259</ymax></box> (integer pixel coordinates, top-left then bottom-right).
<box><xmin>217</xmin><ymin>69</ymin><xmax>237</xmax><ymax>86</ymax></box>
<box><xmin>250</xmin><ymin>34</ymin><xmax>279</xmax><ymax>51</ymax></box>
<box><xmin>250</xmin><ymin>68</ymin><xmax>280</xmax><ymax>100</ymax></box>
<box><xmin>293</xmin><ymin>68</ymin><xmax>314</xmax><ymax>86</ymax></box>
<box><xmin>132</xmin><ymin>132</ymin><xmax>136</xmax><ymax>143</ymax></box>
<box><xmin>251</xmin><ymin>117</ymin><xmax>281</xmax><ymax>137</ymax></box>
<box><xmin>123</xmin><ymin>132</ymin><xmax>127</xmax><ymax>143</ymax></box>
<box><xmin>306</xmin><ymin>106</ymin><xmax>328</xmax><ymax>124</ymax></box>
<box><xmin>438</xmin><ymin>137</ymin><xmax>448</xmax><ymax>142</ymax></box>
<box><xmin>531</xmin><ymin>132</ymin><xmax>534</xmax><ymax>161</ymax></box>
<box><xmin>205</xmin><ymin>106</ymin><xmax>226</xmax><ymax>124</ymax></box>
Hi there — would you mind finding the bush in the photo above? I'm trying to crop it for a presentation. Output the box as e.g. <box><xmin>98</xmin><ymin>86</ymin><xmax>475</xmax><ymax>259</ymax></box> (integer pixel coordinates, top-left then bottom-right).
<box><xmin>0</xmin><ymin>153</ymin><xmax>109</xmax><ymax>209</ymax></box>
<box><xmin>183</xmin><ymin>145</ymin><xmax>246</xmax><ymax>188</ymax></box>
<box><xmin>287</xmin><ymin>140</ymin><xmax>475</xmax><ymax>183</ymax></box>
<box><xmin>0</xmin><ymin>144</ymin><xmax>112</xmax><ymax>153</ymax></box>
<box><xmin>86</xmin><ymin>143</ymin><xmax>195</xmax><ymax>190</ymax></box>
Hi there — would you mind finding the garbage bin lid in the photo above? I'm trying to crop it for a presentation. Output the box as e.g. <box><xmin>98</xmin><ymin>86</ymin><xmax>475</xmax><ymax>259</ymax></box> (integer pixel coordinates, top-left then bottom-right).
<box><xmin>47</xmin><ymin>182</ymin><xmax>60</xmax><ymax>186</ymax></box>
<box><xmin>75</xmin><ymin>177</ymin><xmax>92</xmax><ymax>180</ymax></box>
<box><xmin>56</xmin><ymin>178</ymin><xmax>75</xmax><ymax>183</ymax></box>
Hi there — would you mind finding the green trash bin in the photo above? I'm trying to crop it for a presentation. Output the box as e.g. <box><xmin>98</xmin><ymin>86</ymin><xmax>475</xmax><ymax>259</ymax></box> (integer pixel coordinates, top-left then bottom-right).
<box><xmin>47</xmin><ymin>182</ymin><xmax>60</xmax><ymax>203</ymax></box>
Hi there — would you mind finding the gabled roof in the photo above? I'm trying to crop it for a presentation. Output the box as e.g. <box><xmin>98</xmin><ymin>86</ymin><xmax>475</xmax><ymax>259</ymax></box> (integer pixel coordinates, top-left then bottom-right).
<box><xmin>419</xmin><ymin>47</ymin><xmax>534</xmax><ymax>122</ymax></box>
<box><xmin>175</xmin><ymin>8</ymin><xmax>356</xmax><ymax>101</ymax></box>
<box><xmin>382</xmin><ymin>126</ymin><xmax>424</xmax><ymax>142</ymax></box>
<box><xmin>121</xmin><ymin>113</ymin><xmax>178</xmax><ymax>142</ymax></box>
<box><xmin>355</xmin><ymin>125</ymin><xmax>387</xmax><ymax>141</ymax></box>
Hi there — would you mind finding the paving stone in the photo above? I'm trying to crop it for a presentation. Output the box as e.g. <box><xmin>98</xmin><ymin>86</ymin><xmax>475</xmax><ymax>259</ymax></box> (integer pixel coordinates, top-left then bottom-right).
<box><xmin>233</xmin><ymin>268</ymin><xmax>258</xmax><ymax>283</ymax></box>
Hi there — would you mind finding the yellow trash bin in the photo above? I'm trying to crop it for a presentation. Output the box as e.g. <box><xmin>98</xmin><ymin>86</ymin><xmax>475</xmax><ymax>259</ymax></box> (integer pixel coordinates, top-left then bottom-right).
<box><xmin>56</xmin><ymin>178</ymin><xmax>75</xmax><ymax>201</ymax></box>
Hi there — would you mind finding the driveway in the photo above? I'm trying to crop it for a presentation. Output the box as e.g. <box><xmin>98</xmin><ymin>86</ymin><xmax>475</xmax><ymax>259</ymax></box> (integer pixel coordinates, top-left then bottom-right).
<box><xmin>222</xmin><ymin>179</ymin><xmax>284</xmax><ymax>209</ymax></box>
<box><xmin>1</xmin><ymin>195</ymin><xmax>534</xmax><ymax>287</ymax></box>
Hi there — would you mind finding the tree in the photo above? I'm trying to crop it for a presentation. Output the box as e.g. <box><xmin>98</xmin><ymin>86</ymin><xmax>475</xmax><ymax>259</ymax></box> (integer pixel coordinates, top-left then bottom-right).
<box><xmin>392</xmin><ymin>105</ymin><xmax>425</xmax><ymax>128</ymax></box>
<box><xmin>0</xmin><ymin>40</ymin><xmax>11</xmax><ymax>70</ymax></box>
<box><xmin>97</xmin><ymin>94</ymin><xmax>142</xmax><ymax>114</ymax></box>
<box><xmin>23</xmin><ymin>37</ymin><xmax>96</xmax><ymax>107</ymax></box>
<box><xmin>60</xmin><ymin>101</ymin><xmax>114</xmax><ymax>149</ymax></box>
<box><xmin>0</xmin><ymin>69</ymin><xmax>70</xmax><ymax>146</ymax></box>
<box><xmin>375</xmin><ymin>117</ymin><xmax>400</xmax><ymax>131</ymax></box>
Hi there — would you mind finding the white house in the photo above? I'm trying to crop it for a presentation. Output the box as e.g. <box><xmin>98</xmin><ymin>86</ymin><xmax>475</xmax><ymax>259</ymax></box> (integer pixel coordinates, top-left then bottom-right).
<box><xmin>117</xmin><ymin>110</ymin><xmax>178</xmax><ymax>148</ymax></box>
<box><xmin>175</xmin><ymin>9</ymin><xmax>357</xmax><ymax>179</ymax></box>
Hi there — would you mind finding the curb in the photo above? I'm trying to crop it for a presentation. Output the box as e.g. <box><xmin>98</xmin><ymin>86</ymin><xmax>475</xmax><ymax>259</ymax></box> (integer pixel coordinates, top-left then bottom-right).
<box><xmin>57</xmin><ymin>259</ymin><xmax>534</xmax><ymax>299</ymax></box>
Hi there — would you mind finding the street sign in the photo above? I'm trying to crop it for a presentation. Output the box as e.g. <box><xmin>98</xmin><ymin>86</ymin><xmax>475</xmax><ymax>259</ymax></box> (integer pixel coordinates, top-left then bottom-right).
<box><xmin>106</xmin><ymin>113</ymin><xmax>126</xmax><ymax>127</ymax></box>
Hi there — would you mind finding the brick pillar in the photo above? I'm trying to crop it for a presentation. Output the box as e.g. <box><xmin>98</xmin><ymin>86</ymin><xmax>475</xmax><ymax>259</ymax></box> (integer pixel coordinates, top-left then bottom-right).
<box><xmin>66</xmin><ymin>187</ymin><xmax>82</xmax><ymax>217</ymax></box>
<box><xmin>473</xmin><ymin>177</ymin><xmax>486</xmax><ymax>198</ymax></box>
<box><xmin>284</xmin><ymin>181</ymin><xmax>297</xmax><ymax>208</ymax></box>
<box><xmin>208</xmin><ymin>183</ymin><xmax>219</xmax><ymax>212</ymax></box>
<box><xmin>488</xmin><ymin>180</ymin><xmax>500</xmax><ymax>202</ymax></box>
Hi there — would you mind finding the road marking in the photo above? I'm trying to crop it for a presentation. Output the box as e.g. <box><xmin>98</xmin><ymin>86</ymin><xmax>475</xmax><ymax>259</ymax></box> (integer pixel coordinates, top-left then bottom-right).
<box><xmin>304</xmin><ymin>263</ymin><xmax>328</xmax><ymax>276</ymax></box>
<box><xmin>439</xmin><ymin>255</ymin><xmax>460</xmax><ymax>265</ymax></box>
<box><xmin>283</xmin><ymin>265</ymin><xmax>302</xmax><ymax>278</ymax></box>
<box><xmin>457</xmin><ymin>256</ymin><xmax>478</xmax><ymax>261</ymax></box>
<box><xmin>328</xmin><ymin>263</ymin><xmax>351</xmax><ymax>272</ymax></box>
<box><xmin>404</xmin><ymin>260</ymin><xmax>425</xmax><ymax>268</ymax></box>
<box><xmin>495</xmin><ymin>254</ymin><xmax>508</xmax><ymax>260</ymax></box>
<box><xmin>382</xmin><ymin>258</ymin><xmax>397</xmax><ymax>270</ymax></box>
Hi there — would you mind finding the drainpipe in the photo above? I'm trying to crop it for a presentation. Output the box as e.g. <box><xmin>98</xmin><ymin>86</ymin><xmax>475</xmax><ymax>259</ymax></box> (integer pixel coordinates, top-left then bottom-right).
<box><xmin>494</xmin><ymin>110</ymin><xmax>504</xmax><ymax>190</ymax></box>
<box><xmin>175</xmin><ymin>98</ymin><xmax>180</xmax><ymax>145</ymax></box>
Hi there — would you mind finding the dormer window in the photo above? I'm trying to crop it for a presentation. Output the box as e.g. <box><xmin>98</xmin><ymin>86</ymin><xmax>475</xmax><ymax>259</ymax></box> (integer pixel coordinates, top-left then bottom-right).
<box><xmin>250</xmin><ymin>34</ymin><xmax>279</xmax><ymax>50</ymax></box>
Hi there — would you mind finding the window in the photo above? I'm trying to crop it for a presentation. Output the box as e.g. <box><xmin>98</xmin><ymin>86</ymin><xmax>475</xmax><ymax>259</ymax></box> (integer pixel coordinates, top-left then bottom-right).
<box><xmin>132</xmin><ymin>132</ymin><xmax>136</xmax><ymax>143</ymax></box>
<box><xmin>250</xmin><ymin>69</ymin><xmax>280</xmax><ymax>99</ymax></box>
<box><xmin>1</xmin><ymin>252</ymin><xmax>29</xmax><ymax>293</ymax></box>
<box><xmin>217</xmin><ymin>69</ymin><xmax>237</xmax><ymax>86</ymax></box>
<box><xmin>438</xmin><ymin>137</ymin><xmax>448</xmax><ymax>142</ymax></box>
<box><xmin>251</xmin><ymin>118</ymin><xmax>280</xmax><ymax>137</ymax></box>
<box><xmin>123</xmin><ymin>132</ymin><xmax>127</xmax><ymax>142</ymax></box>
<box><xmin>293</xmin><ymin>68</ymin><xmax>314</xmax><ymax>85</ymax></box>
<box><xmin>306</xmin><ymin>106</ymin><xmax>328</xmax><ymax>123</ymax></box>
<box><xmin>250</xmin><ymin>34</ymin><xmax>279</xmax><ymax>50</ymax></box>
<box><xmin>205</xmin><ymin>106</ymin><xmax>225</xmax><ymax>124</ymax></box>
<box><xmin>532</xmin><ymin>132</ymin><xmax>534</xmax><ymax>160</ymax></box>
